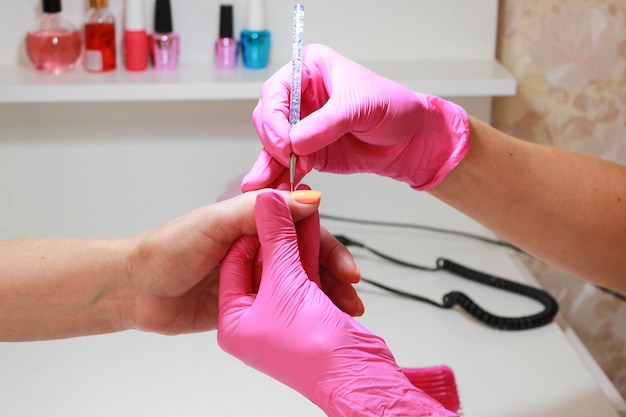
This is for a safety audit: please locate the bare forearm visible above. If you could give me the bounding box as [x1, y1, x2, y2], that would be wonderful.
[430, 117, 626, 292]
[0, 237, 135, 341]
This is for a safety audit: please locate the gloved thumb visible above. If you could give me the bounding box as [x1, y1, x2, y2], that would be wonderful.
[291, 95, 350, 157]
[254, 190, 307, 296]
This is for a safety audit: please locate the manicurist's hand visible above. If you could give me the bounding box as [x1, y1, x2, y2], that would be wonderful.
[218, 190, 456, 417]
[243, 43, 469, 192]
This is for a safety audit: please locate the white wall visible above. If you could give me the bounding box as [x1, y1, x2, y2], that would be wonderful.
[0, 1, 501, 239]
[5, 0, 498, 66]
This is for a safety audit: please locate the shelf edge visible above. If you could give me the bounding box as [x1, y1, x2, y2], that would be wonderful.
[0, 59, 517, 103]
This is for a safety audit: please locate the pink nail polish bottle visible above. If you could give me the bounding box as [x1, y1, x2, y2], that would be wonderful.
[214, 4, 238, 70]
[150, 0, 179, 71]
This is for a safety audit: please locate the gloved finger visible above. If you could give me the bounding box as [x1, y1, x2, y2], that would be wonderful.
[292, 184, 321, 287]
[252, 54, 318, 175]
[253, 62, 293, 166]
[288, 47, 355, 161]
[217, 234, 261, 356]
[241, 150, 285, 192]
[272, 182, 324, 290]
[218, 234, 260, 312]
[241, 150, 308, 192]
[253, 106, 292, 168]
[254, 190, 308, 298]
[290, 92, 353, 156]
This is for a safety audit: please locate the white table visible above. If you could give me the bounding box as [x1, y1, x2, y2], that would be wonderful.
[0, 173, 620, 417]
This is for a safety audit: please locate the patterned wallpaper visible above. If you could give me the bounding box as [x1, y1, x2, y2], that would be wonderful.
[492, 0, 626, 399]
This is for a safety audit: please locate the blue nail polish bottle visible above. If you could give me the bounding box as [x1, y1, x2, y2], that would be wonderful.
[240, 0, 271, 69]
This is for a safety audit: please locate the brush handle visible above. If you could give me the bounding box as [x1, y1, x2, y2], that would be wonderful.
[402, 366, 460, 413]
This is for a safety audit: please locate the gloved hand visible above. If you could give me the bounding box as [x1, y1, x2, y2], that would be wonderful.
[242, 43, 469, 192]
[218, 190, 457, 417]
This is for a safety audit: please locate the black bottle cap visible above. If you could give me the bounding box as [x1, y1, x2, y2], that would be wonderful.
[154, 0, 173, 33]
[219, 5, 234, 39]
[42, 0, 62, 13]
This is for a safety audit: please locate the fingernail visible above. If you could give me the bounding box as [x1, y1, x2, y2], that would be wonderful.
[291, 190, 321, 204]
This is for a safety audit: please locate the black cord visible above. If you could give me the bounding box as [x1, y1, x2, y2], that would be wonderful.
[324, 213, 626, 304]
[334, 234, 438, 272]
[335, 234, 559, 331]
[321, 213, 522, 252]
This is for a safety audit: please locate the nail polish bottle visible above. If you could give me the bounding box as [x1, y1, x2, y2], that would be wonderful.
[84, 0, 117, 72]
[26, 0, 82, 74]
[124, 0, 148, 71]
[240, 0, 271, 69]
[150, 0, 179, 71]
[214, 4, 237, 70]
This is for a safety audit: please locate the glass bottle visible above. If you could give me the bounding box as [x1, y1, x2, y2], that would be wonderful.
[123, 0, 148, 71]
[26, 0, 82, 74]
[84, 0, 116, 72]
[150, 0, 179, 71]
[215, 4, 238, 70]
[241, 0, 271, 69]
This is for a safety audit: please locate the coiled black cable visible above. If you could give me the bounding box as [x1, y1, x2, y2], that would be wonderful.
[335, 234, 559, 331]
[438, 259, 559, 330]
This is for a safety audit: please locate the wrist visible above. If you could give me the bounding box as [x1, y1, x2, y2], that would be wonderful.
[111, 234, 146, 330]
[107, 236, 141, 332]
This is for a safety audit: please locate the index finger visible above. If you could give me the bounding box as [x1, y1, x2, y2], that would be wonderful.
[254, 62, 293, 167]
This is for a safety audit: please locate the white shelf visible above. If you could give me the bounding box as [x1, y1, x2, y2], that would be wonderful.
[0, 58, 516, 103]
[364, 58, 517, 98]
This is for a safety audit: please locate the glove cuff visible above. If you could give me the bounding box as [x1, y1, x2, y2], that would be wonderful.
[313, 357, 457, 417]
[408, 95, 470, 191]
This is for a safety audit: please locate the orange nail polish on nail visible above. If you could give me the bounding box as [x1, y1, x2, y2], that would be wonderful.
[291, 190, 321, 204]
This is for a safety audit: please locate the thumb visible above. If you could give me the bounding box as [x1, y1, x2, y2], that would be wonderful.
[254, 190, 306, 295]
[292, 186, 321, 287]
[291, 95, 350, 157]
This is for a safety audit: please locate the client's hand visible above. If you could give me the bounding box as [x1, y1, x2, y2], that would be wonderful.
[218, 190, 456, 417]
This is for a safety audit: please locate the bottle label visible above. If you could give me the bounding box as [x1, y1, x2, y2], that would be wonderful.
[85, 49, 104, 71]
[84, 22, 116, 72]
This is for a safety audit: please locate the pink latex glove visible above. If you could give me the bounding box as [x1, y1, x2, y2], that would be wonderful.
[242, 43, 469, 192]
[218, 190, 457, 417]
